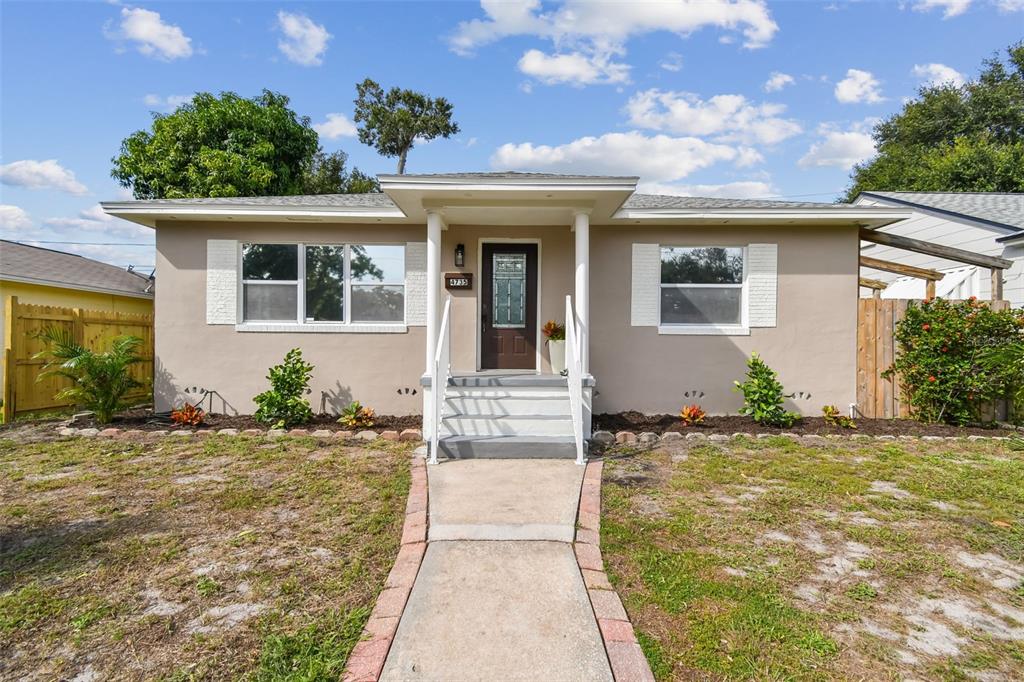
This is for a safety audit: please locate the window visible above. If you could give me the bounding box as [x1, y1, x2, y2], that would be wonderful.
[660, 246, 744, 327]
[241, 243, 405, 325]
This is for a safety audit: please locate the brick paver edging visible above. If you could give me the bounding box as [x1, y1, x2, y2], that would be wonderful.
[592, 430, 1012, 446]
[341, 453, 428, 682]
[574, 460, 656, 682]
[54, 426, 423, 442]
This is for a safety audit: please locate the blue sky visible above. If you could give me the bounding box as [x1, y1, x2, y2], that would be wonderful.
[1, 0, 1021, 270]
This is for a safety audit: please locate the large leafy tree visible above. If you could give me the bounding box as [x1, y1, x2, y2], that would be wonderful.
[844, 43, 1024, 201]
[353, 79, 460, 174]
[113, 90, 377, 198]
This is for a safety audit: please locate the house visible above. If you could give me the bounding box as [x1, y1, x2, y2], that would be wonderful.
[853, 192, 1024, 305]
[0, 240, 154, 389]
[102, 172, 908, 458]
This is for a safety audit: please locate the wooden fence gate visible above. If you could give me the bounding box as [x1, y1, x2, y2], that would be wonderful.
[856, 298, 1009, 419]
[2, 296, 154, 421]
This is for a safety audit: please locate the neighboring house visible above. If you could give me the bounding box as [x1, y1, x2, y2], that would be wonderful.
[853, 192, 1024, 305]
[103, 172, 907, 457]
[0, 240, 154, 388]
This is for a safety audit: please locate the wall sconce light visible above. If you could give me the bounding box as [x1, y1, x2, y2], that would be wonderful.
[455, 243, 465, 268]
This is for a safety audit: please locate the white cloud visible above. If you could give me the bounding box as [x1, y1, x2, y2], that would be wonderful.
[625, 89, 802, 145]
[44, 204, 149, 239]
[912, 62, 966, 87]
[0, 205, 32, 232]
[110, 7, 193, 60]
[637, 180, 777, 199]
[313, 113, 358, 139]
[659, 52, 683, 72]
[799, 124, 876, 169]
[0, 159, 88, 195]
[449, 0, 777, 87]
[143, 93, 192, 110]
[517, 49, 629, 85]
[491, 131, 748, 182]
[276, 11, 331, 66]
[834, 69, 884, 104]
[763, 71, 795, 92]
[912, 0, 972, 17]
[996, 0, 1024, 10]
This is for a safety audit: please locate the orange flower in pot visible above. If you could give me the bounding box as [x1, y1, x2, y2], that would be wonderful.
[542, 320, 567, 375]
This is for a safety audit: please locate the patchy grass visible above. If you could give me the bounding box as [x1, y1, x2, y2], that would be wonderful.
[600, 436, 1024, 681]
[0, 434, 412, 680]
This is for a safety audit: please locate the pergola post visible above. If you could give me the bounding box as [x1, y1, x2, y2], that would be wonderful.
[992, 268, 1004, 301]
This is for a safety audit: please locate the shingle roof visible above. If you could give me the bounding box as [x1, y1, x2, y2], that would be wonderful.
[0, 240, 154, 297]
[124, 193, 397, 208]
[622, 194, 851, 210]
[861, 192, 1024, 231]
[389, 171, 637, 180]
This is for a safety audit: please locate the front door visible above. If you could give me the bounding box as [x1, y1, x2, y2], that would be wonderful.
[481, 243, 538, 370]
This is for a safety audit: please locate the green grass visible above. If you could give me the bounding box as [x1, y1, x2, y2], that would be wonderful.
[251, 607, 370, 681]
[600, 437, 1024, 680]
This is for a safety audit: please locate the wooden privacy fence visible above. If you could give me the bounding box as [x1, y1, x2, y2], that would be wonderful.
[2, 296, 154, 421]
[856, 298, 1009, 419]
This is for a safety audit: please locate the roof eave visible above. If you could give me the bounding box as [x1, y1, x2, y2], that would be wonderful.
[101, 202, 408, 227]
[378, 175, 640, 192]
[612, 207, 911, 227]
[857, 192, 1019, 233]
[0, 273, 154, 299]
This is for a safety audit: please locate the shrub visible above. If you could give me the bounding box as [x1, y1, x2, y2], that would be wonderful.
[33, 328, 145, 424]
[338, 401, 374, 429]
[171, 402, 205, 427]
[822, 405, 856, 429]
[542, 320, 565, 341]
[885, 298, 1024, 425]
[679, 404, 706, 426]
[253, 348, 314, 428]
[734, 353, 798, 427]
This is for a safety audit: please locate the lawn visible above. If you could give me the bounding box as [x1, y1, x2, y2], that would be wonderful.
[0, 432, 412, 680]
[600, 436, 1024, 681]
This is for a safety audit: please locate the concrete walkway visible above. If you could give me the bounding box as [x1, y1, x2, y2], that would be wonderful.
[379, 459, 614, 681]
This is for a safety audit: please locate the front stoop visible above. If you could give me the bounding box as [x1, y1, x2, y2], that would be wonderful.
[575, 461, 656, 682]
[342, 453, 428, 682]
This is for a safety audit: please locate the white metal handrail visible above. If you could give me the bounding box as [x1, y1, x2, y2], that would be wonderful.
[564, 295, 585, 465]
[429, 295, 452, 464]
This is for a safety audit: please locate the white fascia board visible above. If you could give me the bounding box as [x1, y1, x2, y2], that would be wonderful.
[101, 203, 408, 226]
[1, 274, 153, 299]
[612, 208, 912, 225]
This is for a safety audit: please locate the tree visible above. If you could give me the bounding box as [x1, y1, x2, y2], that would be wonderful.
[844, 43, 1024, 201]
[113, 90, 378, 198]
[301, 150, 381, 194]
[353, 79, 460, 174]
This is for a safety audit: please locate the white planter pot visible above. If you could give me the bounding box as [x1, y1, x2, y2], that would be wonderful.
[548, 339, 566, 375]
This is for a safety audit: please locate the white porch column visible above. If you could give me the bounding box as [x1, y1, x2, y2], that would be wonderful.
[425, 210, 443, 374]
[573, 210, 590, 374]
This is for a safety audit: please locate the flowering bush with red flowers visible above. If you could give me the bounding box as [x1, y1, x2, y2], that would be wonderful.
[884, 298, 1024, 425]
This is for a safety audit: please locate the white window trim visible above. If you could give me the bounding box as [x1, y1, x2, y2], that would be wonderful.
[657, 245, 750, 336]
[237, 242, 408, 332]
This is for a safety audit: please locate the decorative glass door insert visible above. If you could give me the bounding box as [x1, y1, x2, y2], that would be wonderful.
[492, 253, 527, 328]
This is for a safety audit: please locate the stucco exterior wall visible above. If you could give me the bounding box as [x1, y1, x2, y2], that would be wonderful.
[589, 224, 860, 416]
[153, 221, 427, 415]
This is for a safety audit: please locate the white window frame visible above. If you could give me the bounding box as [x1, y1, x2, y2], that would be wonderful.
[237, 242, 407, 333]
[657, 245, 750, 336]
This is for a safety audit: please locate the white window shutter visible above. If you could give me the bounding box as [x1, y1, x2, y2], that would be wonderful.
[206, 239, 238, 325]
[631, 243, 660, 326]
[748, 243, 778, 328]
[405, 242, 428, 326]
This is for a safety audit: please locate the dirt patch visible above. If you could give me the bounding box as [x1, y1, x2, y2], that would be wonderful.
[64, 408, 422, 433]
[593, 411, 1009, 436]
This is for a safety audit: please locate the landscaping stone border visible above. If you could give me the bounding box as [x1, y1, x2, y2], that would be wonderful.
[589, 430, 1010, 447]
[54, 425, 423, 442]
[574, 460, 656, 682]
[342, 451, 428, 682]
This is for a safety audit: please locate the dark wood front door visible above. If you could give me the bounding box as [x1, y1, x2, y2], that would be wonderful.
[481, 243, 538, 370]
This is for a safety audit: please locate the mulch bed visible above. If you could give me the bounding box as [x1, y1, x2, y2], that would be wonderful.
[593, 411, 1015, 437]
[69, 408, 422, 433]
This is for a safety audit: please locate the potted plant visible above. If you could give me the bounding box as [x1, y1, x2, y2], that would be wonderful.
[542, 320, 567, 375]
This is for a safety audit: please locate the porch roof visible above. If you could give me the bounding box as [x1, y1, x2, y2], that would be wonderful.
[101, 172, 910, 229]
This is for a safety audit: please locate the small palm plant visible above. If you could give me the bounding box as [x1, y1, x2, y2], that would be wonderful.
[33, 327, 145, 424]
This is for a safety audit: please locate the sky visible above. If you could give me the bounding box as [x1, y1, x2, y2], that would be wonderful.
[1, 0, 1021, 272]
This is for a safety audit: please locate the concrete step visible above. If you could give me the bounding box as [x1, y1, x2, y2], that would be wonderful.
[440, 414, 574, 437]
[436, 435, 580, 459]
[444, 386, 569, 399]
[445, 394, 570, 417]
[448, 374, 569, 388]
